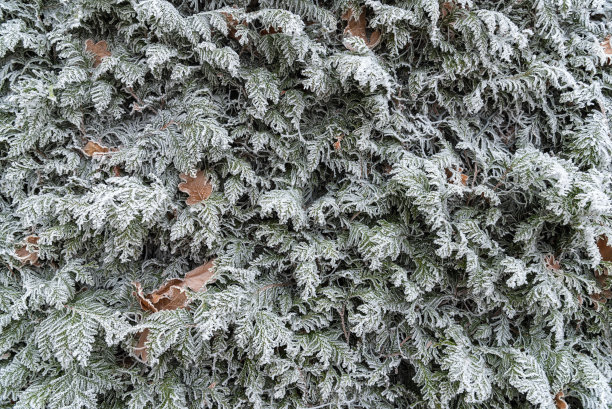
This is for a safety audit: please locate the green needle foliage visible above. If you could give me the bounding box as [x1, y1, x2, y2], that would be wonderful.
[1, 0, 611, 408]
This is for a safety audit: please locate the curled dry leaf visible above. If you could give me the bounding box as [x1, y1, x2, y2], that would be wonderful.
[83, 140, 110, 157]
[341, 7, 381, 50]
[445, 167, 468, 186]
[178, 170, 213, 205]
[85, 39, 111, 67]
[15, 235, 40, 266]
[132, 260, 215, 361]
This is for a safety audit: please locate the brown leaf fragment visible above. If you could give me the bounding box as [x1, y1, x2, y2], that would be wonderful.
[16, 236, 40, 266]
[333, 135, 343, 151]
[178, 170, 213, 205]
[440, 1, 455, 19]
[221, 12, 243, 41]
[184, 259, 216, 292]
[85, 39, 111, 67]
[597, 235, 612, 262]
[83, 140, 110, 157]
[134, 329, 149, 362]
[445, 167, 468, 185]
[341, 7, 381, 50]
[554, 391, 568, 409]
[260, 26, 281, 35]
[601, 36, 612, 63]
[133, 282, 158, 312]
[544, 254, 561, 271]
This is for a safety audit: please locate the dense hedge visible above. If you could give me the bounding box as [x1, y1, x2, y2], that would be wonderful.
[1, 1, 611, 408]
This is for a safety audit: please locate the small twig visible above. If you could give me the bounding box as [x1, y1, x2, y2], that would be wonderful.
[384, 334, 411, 358]
[350, 211, 361, 221]
[126, 86, 158, 114]
[339, 304, 350, 344]
[493, 166, 512, 191]
[257, 281, 292, 293]
[78, 119, 87, 142]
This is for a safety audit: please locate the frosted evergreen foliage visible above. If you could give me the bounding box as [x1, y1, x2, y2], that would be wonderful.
[0, 0, 611, 408]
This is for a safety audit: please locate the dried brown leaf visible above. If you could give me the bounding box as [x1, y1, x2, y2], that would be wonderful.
[85, 39, 111, 67]
[221, 12, 242, 41]
[178, 170, 213, 205]
[83, 140, 110, 157]
[554, 391, 568, 409]
[333, 135, 343, 151]
[602, 36, 612, 55]
[134, 329, 149, 362]
[260, 26, 281, 35]
[132, 260, 216, 360]
[341, 7, 381, 50]
[597, 235, 612, 262]
[544, 254, 561, 271]
[445, 167, 468, 186]
[16, 235, 40, 266]
[184, 259, 216, 292]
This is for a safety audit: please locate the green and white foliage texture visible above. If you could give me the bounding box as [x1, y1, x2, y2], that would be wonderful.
[1, 0, 611, 408]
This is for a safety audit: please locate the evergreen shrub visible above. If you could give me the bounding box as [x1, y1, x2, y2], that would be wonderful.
[1, 0, 612, 408]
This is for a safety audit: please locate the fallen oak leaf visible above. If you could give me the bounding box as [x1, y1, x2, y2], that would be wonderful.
[178, 170, 213, 205]
[85, 39, 111, 67]
[15, 235, 40, 266]
[341, 7, 381, 50]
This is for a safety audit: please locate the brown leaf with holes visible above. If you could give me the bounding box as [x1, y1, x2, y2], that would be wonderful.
[554, 391, 568, 409]
[178, 170, 213, 205]
[132, 260, 216, 361]
[445, 167, 468, 185]
[15, 236, 40, 266]
[83, 141, 110, 157]
[341, 7, 381, 50]
[85, 39, 111, 67]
